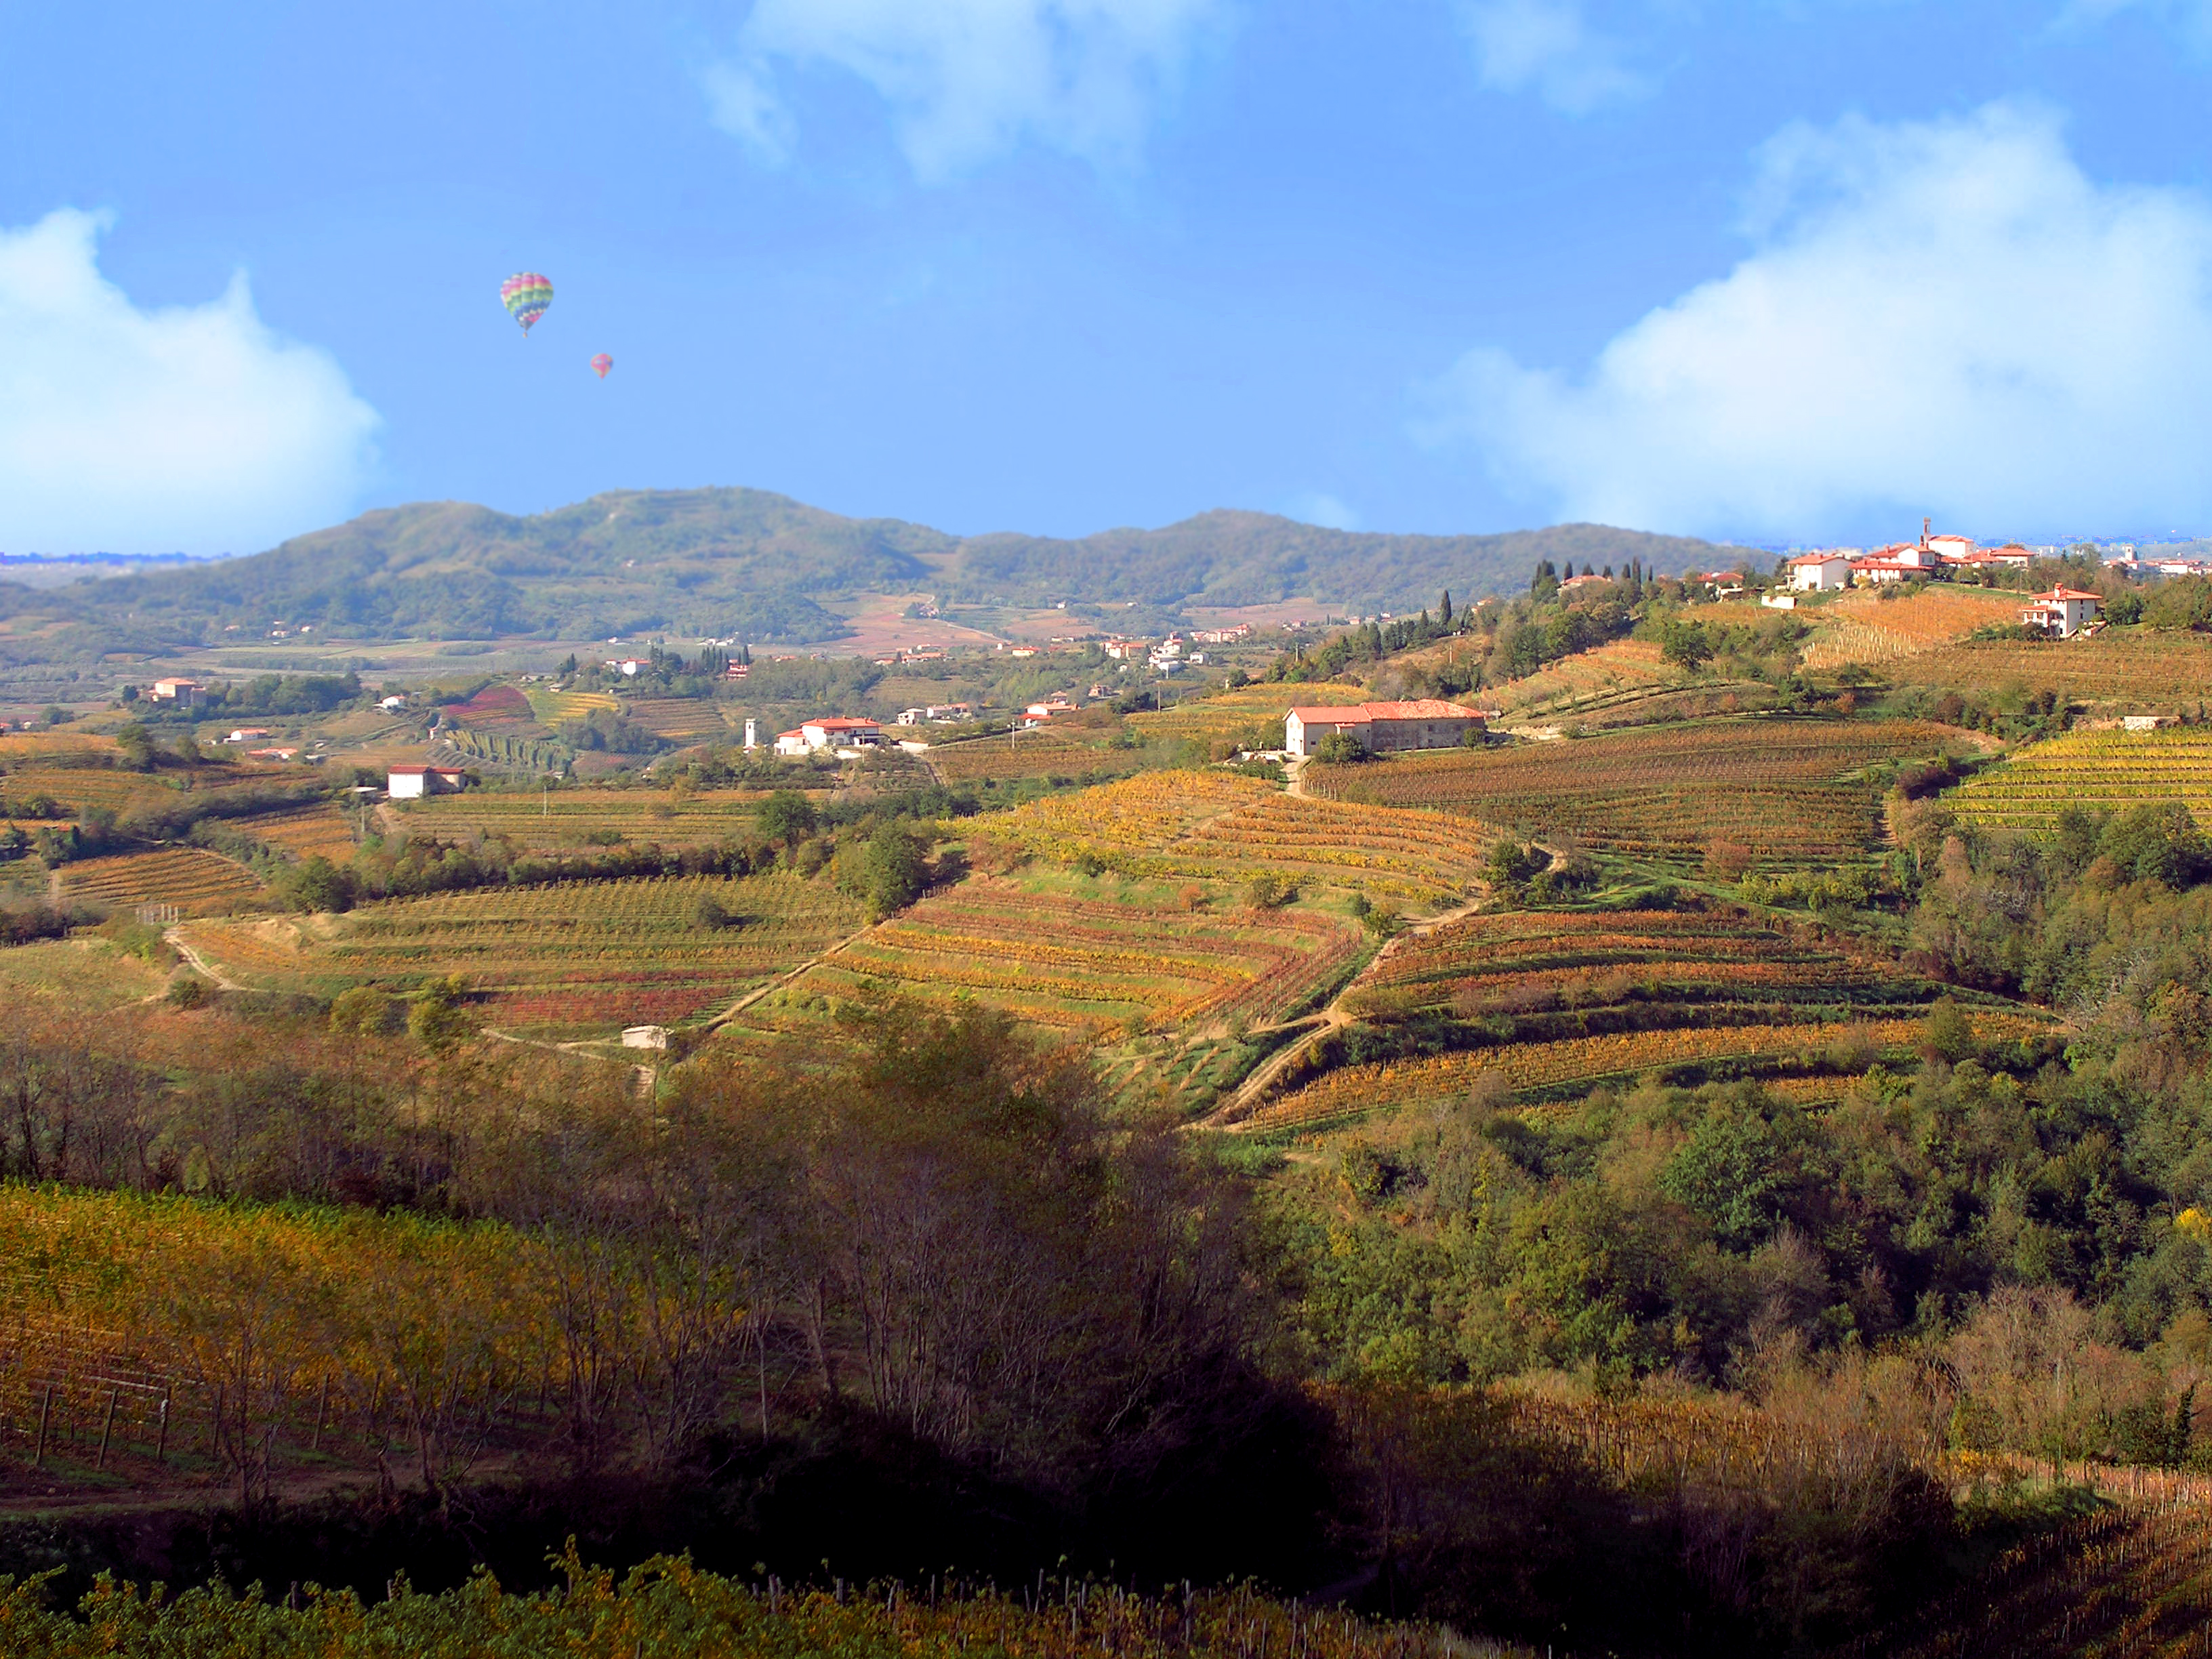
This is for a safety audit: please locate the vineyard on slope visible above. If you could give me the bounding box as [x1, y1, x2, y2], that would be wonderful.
[1344, 906, 1910, 1021]
[925, 726, 1141, 785]
[1885, 632, 2212, 709]
[717, 875, 1367, 1109]
[1123, 680, 1366, 749]
[396, 786, 771, 851]
[621, 696, 731, 741]
[237, 802, 362, 861]
[526, 685, 621, 723]
[1243, 1009, 2049, 1134]
[1944, 728, 2212, 833]
[1799, 587, 2026, 670]
[1308, 717, 1957, 870]
[1378, 635, 1775, 734]
[179, 871, 865, 1036]
[0, 1185, 676, 1508]
[986, 769, 1487, 908]
[56, 846, 264, 912]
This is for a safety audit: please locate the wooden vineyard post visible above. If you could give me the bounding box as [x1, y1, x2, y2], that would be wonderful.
[156, 1388, 170, 1465]
[32, 1385, 51, 1471]
[96, 1387, 118, 1470]
[312, 1374, 329, 1452]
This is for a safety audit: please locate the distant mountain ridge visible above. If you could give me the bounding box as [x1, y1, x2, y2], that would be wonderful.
[0, 487, 1748, 651]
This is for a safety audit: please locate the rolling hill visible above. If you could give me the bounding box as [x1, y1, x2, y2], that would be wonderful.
[0, 486, 1748, 654]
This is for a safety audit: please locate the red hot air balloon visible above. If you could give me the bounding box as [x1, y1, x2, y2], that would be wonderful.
[590, 353, 613, 379]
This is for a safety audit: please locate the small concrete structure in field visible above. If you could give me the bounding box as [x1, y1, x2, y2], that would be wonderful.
[387, 764, 470, 800]
[1284, 699, 1483, 758]
[621, 1025, 670, 1050]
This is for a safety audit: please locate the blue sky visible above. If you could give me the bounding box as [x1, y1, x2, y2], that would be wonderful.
[4, 0, 2212, 555]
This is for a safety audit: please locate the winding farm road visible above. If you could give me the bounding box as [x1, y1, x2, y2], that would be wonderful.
[1197, 892, 1488, 1132]
[162, 927, 240, 991]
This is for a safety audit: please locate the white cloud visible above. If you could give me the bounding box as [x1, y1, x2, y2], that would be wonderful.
[705, 0, 1228, 180]
[1457, 0, 1649, 114]
[0, 209, 377, 556]
[1420, 102, 2212, 539]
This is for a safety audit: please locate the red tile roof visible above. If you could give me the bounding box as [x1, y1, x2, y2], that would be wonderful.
[1289, 700, 1481, 722]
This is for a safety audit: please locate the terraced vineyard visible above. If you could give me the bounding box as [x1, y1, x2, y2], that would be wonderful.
[392, 785, 772, 849]
[1244, 1008, 2047, 1135]
[1798, 587, 2024, 670]
[56, 846, 264, 912]
[238, 802, 362, 861]
[718, 874, 1368, 1108]
[756, 880, 1359, 1038]
[1310, 717, 1958, 869]
[0, 762, 298, 820]
[926, 727, 1138, 784]
[1343, 907, 1908, 1021]
[988, 769, 1488, 907]
[621, 696, 731, 741]
[1885, 631, 2212, 709]
[1483, 639, 1723, 726]
[0, 733, 117, 764]
[0, 766, 184, 815]
[1945, 728, 2212, 832]
[179, 871, 863, 1036]
[525, 685, 620, 723]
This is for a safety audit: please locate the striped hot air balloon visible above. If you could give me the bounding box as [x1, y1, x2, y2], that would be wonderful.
[499, 272, 554, 335]
[590, 353, 613, 379]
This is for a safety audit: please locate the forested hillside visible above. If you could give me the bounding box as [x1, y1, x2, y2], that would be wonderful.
[0, 487, 1749, 653]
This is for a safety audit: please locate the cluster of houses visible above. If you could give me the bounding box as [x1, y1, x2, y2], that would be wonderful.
[1102, 634, 1205, 672]
[1783, 523, 2043, 592]
[1784, 523, 2108, 638]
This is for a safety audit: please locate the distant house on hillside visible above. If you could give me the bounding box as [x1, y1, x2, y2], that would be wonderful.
[1285, 699, 1483, 758]
[1851, 543, 1944, 584]
[148, 678, 205, 706]
[388, 764, 470, 799]
[2020, 588, 2103, 638]
[773, 716, 885, 758]
[1788, 552, 1854, 592]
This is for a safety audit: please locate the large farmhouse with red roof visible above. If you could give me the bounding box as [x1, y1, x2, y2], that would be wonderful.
[1284, 699, 1483, 758]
